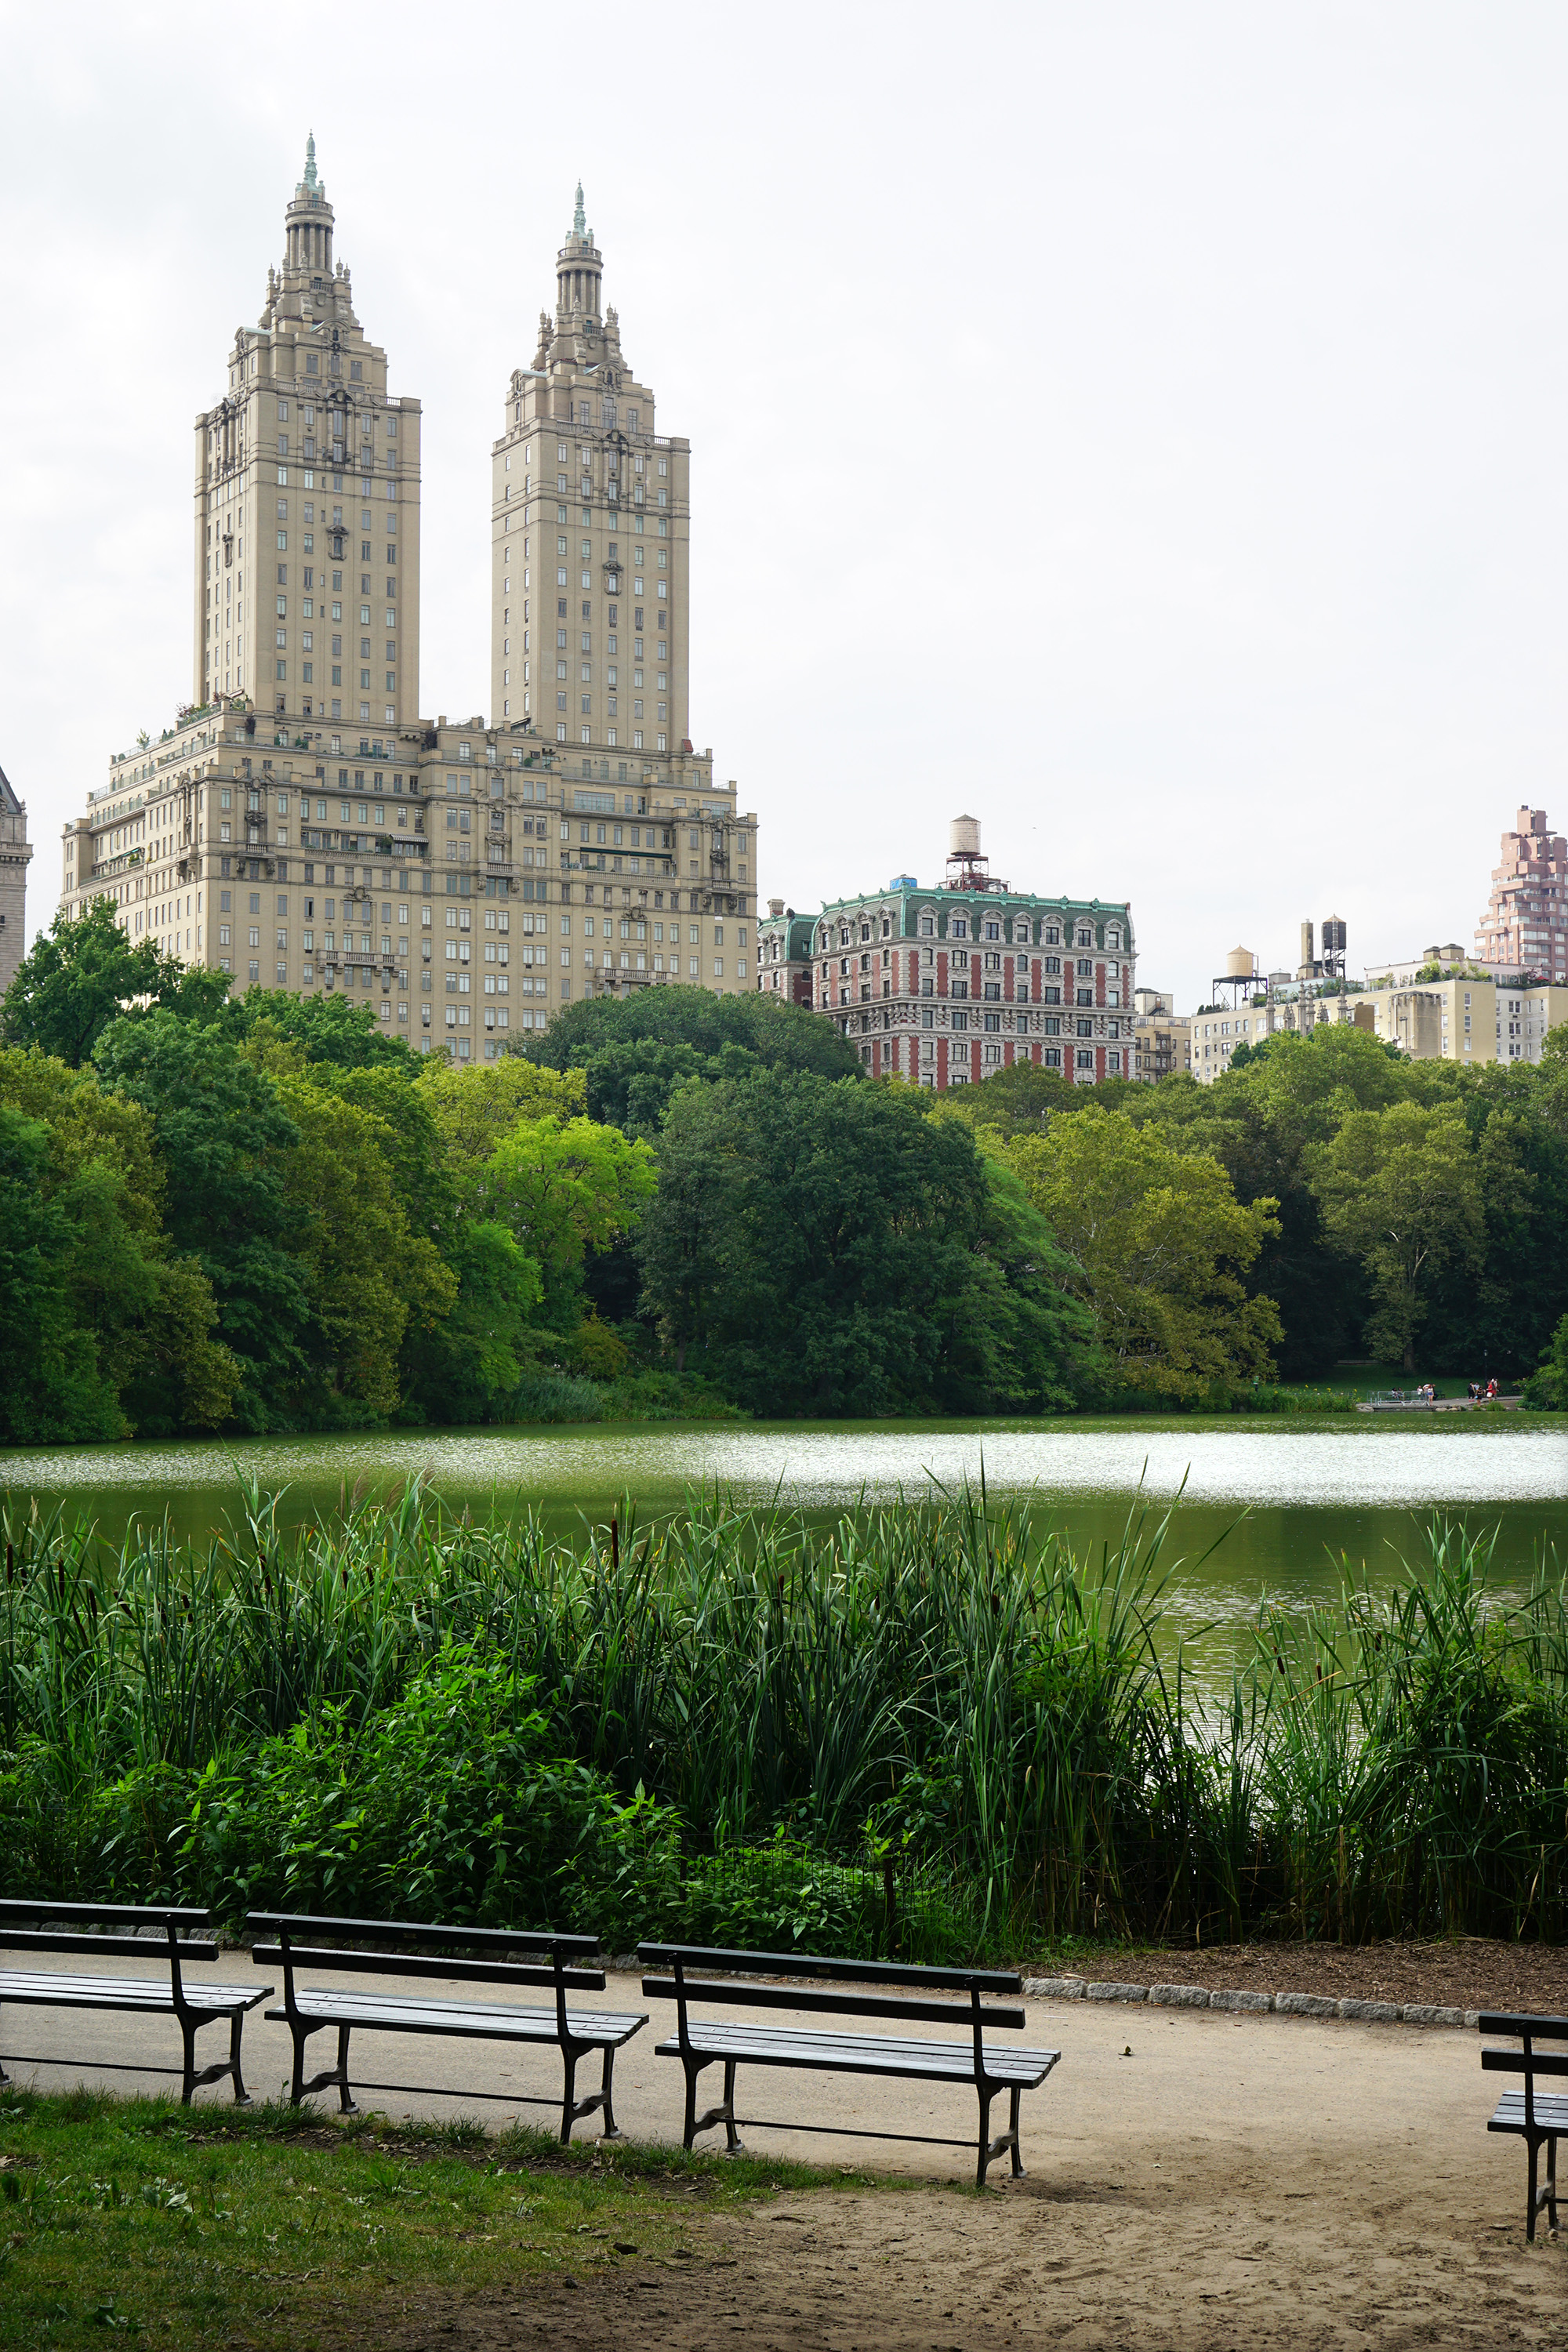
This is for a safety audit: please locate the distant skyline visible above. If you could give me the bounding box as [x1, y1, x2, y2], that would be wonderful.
[4, 2, 1568, 1012]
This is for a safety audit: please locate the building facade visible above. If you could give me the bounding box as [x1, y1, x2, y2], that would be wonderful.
[1475, 807, 1568, 982]
[1129, 989, 1191, 1081]
[194, 137, 423, 730]
[1188, 973, 1568, 1080]
[757, 821, 1135, 1087]
[759, 900, 816, 1007]
[0, 764, 31, 996]
[60, 154, 758, 1053]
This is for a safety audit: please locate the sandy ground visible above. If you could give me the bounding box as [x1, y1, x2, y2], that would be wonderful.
[4, 1958, 1563, 2347]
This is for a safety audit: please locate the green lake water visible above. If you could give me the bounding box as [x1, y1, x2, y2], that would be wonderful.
[3, 1416, 1565, 1675]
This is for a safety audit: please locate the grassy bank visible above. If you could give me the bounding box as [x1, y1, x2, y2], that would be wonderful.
[0, 2088, 864, 2350]
[2, 1483, 1565, 1950]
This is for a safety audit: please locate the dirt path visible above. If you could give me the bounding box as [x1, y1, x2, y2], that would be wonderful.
[351, 1997, 1561, 2350]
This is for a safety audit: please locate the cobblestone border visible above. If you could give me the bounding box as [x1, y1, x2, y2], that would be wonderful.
[1023, 1975, 1476, 2029]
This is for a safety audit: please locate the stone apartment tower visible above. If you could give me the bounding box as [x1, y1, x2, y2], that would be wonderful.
[489, 186, 691, 760]
[0, 764, 31, 994]
[192, 136, 423, 731]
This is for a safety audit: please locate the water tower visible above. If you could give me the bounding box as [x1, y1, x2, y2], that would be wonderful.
[1211, 946, 1260, 1010]
[1320, 914, 1347, 981]
[944, 815, 1007, 893]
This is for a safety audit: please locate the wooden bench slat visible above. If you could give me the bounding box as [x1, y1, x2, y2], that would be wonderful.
[249, 1912, 598, 1956]
[641, 1976, 1025, 2031]
[264, 1992, 644, 2049]
[1476, 2011, 1568, 2038]
[251, 1944, 604, 1993]
[655, 2027, 1058, 2088]
[637, 1941, 1022, 1994]
[1482, 2048, 1568, 2078]
[0, 1931, 220, 1962]
[1488, 2091, 1568, 2135]
[0, 1972, 269, 2014]
[0, 1900, 209, 1928]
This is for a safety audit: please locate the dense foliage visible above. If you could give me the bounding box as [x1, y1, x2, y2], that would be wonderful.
[949, 1022, 1568, 1385]
[6, 907, 1566, 1431]
[3, 1486, 1564, 1955]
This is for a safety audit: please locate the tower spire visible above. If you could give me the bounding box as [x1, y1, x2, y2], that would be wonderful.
[572, 181, 586, 237]
[303, 132, 318, 191]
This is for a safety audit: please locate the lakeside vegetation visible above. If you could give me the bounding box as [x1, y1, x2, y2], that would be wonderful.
[3, 1483, 1564, 1952]
[3, 902, 1567, 1442]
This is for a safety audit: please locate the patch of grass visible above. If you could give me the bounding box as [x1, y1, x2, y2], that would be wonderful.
[0, 2088, 888, 2350]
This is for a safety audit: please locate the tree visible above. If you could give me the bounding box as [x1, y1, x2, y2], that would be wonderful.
[514, 985, 862, 1133]
[270, 1073, 457, 1421]
[416, 1057, 586, 1168]
[1523, 1312, 1568, 1409]
[637, 1072, 1092, 1414]
[92, 1012, 312, 1428]
[1004, 1105, 1283, 1400]
[0, 1054, 238, 1438]
[473, 1115, 656, 1335]
[0, 1106, 125, 1442]
[1309, 1102, 1485, 1370]
[0, 900, 186, 1067]
[400, 1221, 545, 1425]
[223, 988, 417, 1069]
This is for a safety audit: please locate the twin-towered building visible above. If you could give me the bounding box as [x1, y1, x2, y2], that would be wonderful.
[58, 147, 757, 1058]
[759, 818, 1136, 1087]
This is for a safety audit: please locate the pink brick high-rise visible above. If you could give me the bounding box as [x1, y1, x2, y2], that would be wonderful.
[1475, 808, 1568, 981]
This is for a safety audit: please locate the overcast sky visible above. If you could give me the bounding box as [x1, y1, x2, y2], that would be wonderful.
[4, 2, 1566, 1010]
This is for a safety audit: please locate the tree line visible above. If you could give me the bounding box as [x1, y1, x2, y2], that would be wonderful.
[2, 899, 1565, 1442]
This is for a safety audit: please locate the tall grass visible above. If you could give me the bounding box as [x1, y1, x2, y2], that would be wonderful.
[1, 1481, 1564, 1948]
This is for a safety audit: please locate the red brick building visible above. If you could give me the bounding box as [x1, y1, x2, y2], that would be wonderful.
[757, 818, 1135, 1089]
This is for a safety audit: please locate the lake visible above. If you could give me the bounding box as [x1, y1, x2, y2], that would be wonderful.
[3, 1416, 1564, 1671]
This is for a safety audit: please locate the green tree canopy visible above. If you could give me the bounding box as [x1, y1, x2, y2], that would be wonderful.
[0, 1049, 237, 1438]
[92, 1011, 312, 1428]
[0, 900, 188, 1067]
[1004, 1105, 1283, 1400]
[637, 1072, 1091, 1414]
[1309, 1100, 1486, 1370]
[515, 985, 862, 1133]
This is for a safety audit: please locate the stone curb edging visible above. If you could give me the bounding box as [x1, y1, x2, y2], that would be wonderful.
[1022, 1976, 1477, 2031]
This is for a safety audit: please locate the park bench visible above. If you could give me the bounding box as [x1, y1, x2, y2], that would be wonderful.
[248, 1912, 646, 2140]
[639, 1941, 1060, 2186]
[0, 1899, 270, 2105]
[1479, 2009, 1567, 2241]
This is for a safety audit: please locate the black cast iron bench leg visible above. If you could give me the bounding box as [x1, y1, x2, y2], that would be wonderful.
[229, 2011, 252, 2107]
[599, 2044, 622, 2140]
[681, 2053, 744, 2153]
[975, 2081, 1026, 2187]
[289, 2020, 357, 2114]
[1526, 2132, 1558, 2242]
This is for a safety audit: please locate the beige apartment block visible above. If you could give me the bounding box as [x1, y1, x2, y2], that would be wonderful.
[0, 764, 31, 996]
[1187, 974, 1568, 1080]
[489, 187, 691, 763]
[194, 137, 422, 731]
[1128, 989, 1191, 1081]
[60, 156, 759, 1055]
